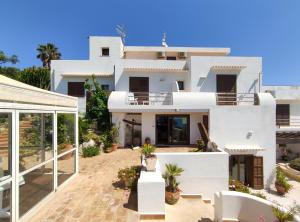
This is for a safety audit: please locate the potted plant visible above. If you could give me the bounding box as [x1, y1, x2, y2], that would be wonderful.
[272, 206, 295, 222]
[100, 132, 113, 153]
[117, 165, 142, 190]
[275, 167, 292, 195]
[110, 125, 120, 151]
[141, 144, 156, 171]
[163, 164, 184, 205]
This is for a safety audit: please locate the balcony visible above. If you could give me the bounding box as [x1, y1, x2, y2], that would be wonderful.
[216, 93, 259, 105]
[276, 118, 300, 129]
[127, 92, 173, 106]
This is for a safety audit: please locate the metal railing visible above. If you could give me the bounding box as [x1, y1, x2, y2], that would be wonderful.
[276, 118, 300, 128]
[127, 92, 173, 105]
[216, 93, 259, 105]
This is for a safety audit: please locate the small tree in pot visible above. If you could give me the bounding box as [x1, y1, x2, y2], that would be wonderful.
[275, 167, 292, 195]
[110, 125, 120, 151]
[141, 144, 156, 171]
[163, 164, 184, 205]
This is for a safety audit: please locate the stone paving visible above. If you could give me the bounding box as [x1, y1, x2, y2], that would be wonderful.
[30, 148, 141, 222]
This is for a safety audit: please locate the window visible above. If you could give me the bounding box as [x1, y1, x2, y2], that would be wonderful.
[166, 56, 176, 60]
[101, 84, 110, 91]
[102, 47, 110, 56]
[177, 81, 184, 90]
[68, 82, 85, 97]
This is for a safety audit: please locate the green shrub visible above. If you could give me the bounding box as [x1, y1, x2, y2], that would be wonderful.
[276, 167, 292, 193]
[141, 144, 156, 157]
[82, 131, 100, 145]
[100, 131, 113, 152]
[290, 158, 300, 171]
[229, 179, 250, 194]
[82, 146, 100, 158]
[272, 206, 295, 222]
[117, 166, 142, 190]
[251, 192, 267, 200]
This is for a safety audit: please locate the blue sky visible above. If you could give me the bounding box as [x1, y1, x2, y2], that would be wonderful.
[1, 0, 300, 85]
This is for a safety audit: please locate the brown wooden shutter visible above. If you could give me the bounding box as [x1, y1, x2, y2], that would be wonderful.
[252, 156, 264, 189]
[68, 82, 85, 97]
[276, 104, 290, 126]
[216, 75, 237, 105]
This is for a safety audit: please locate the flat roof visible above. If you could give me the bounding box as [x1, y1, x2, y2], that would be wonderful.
[124, 46, 230, 55]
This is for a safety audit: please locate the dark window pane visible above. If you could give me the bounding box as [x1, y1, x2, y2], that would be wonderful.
[166, 56, 176, 60]
[19, 162, 54, 217]
[19, 113, 53, 172]
[102, 48, 109, 56]
[0, 113, 12, 178]
[101, 84, 109, 91]
[57, 151, 75, 186]
[68, 82, 85, 97]
[177, 81, 184, 90]
[57, 113, 75, 155]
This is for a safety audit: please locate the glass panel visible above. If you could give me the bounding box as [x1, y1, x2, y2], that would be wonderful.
[156, 116, 169, 145]
[172, 117, 188, 144]
[19, 161, 53, 217]
[0, 182, 11, 222]
[230, 156, 239, 181]
[19, 113, 53, 172]
[57, 113, 75, 154]
[0, 113, 11, 179]
[57, 151, 75, 186]
[124, 114, 141, 147]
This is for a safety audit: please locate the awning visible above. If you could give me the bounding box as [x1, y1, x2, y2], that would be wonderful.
[62, 72, 113, 77]
[277, 131, 300, 144]
[224, 145, 265, 154]
[210, 65, 246, 74]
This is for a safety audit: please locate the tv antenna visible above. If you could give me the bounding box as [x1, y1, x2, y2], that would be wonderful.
[116, 25, 126, 44]
[162, 32, 168, 47]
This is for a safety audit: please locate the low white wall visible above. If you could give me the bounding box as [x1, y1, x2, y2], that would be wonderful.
[138, 171, 165, 215]
[156, 151, 229, 201]
[214, 191, 300, 222]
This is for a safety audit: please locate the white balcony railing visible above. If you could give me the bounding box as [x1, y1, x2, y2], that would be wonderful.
[216, 93, 259, 105]
[127, 92, 173, 105]
[276, 118, 300, 128]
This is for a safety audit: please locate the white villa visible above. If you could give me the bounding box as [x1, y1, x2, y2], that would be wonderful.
[51, 36, 279, 191]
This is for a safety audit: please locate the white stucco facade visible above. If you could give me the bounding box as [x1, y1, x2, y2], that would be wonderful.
[52, 36, 278, 190]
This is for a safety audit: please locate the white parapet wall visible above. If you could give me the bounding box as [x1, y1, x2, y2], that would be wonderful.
[138, 171, 165, 216]
[214, 191, 300, 222]
[155, 151, 229, 202]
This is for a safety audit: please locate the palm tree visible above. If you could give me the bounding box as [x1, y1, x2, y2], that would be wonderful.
[163, 164, 184, 192]
[36, 43, 61, 69]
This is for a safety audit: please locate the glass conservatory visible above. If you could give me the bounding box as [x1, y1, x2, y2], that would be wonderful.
[0, 75, 78, 222]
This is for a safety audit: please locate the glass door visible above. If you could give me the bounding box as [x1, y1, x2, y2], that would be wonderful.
[156, 115, 189, 145]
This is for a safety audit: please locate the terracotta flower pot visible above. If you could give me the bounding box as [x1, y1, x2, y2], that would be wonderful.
[275, 181, 286, 195]
[112, 143, 118, 151]
[165, 190, 180, 205]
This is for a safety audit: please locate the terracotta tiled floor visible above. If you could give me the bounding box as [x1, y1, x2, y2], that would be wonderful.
[30, 148, 141, 222]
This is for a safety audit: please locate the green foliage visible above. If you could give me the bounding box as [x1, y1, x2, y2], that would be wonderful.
[163, 164, 184, 193]
[229, 179, 250, 194]
[78, 117, 91, 144]
[100, 131, 112, 152]
[272, 206, 295, 222]
[82, 131, 100, 145]
[37, 43, 61, 69]
[141, 144, 156, 157]
[0, 66, 20, 80]
[57, 114, 75, 145]
[82, 146, 100, 158]
[0, 50, 18, 65]
[251, 192, 267, 199]
[110, 125, 120, 144]
[290, 157, 300, 171]
[117, 166, 142, 189]
[197, 139, 206, 150]
[18, 66, 50, 90]
[276, 167, 292, 192]
[84, 75, 110, 131]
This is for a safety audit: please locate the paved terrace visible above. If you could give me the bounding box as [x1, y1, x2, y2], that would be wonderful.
[30, 148, 213, 222]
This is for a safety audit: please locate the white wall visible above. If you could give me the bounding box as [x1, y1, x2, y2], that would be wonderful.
[209, 102, 276, 188]
[156, 152, 229, 201]
[89, 36, 123, 60]
[214, 191, 300, 222]
[190, 56, 261, 93]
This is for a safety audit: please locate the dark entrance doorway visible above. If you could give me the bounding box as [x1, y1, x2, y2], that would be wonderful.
[216, 75, 237, 105]
[229, 155, 264, 189]
[156, 115, 190, 145]
[129, 77, 149, 104]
